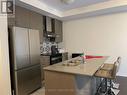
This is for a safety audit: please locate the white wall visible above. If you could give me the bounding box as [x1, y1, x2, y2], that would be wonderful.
[63, 12, 127, 77]
[0, 0, 11, 94]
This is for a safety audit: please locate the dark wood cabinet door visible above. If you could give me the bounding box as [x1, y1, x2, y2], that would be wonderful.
[15, 6, 30, 28]
[29, 11, 43, 43]
[40, 56, 50, 81]
[46, 16, 52, 32]
[29, 11, 43, 29]
[53, 19, 63, 43]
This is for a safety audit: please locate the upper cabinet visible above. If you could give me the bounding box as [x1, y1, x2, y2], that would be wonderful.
[29, 11, 43, 43]
[52, 19, 63, 43]
[8, 6, 63, 43]
[15, 6, 43, 31]
[46, 16, 53, 32]
[43, 16, 53, 32]
[15, 6, 30, 28]
[43, 17, 63, 43]
[8, 6, 44, 44]
[29, 11, 43, 30]
[8, 6, 30, 27]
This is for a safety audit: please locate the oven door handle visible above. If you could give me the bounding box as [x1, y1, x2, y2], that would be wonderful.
[51, 57, 62, 61]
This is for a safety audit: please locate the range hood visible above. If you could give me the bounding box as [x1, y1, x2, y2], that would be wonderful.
[43, 16, 56, 38]
[46, 32, 56, 38]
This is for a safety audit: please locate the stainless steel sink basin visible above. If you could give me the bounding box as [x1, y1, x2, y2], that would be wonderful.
[62, 59, 82, 66]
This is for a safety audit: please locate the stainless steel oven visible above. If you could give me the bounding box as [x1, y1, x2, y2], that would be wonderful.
[50, 53, 62, 65]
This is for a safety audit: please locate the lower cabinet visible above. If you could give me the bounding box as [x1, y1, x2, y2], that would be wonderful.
[40, 53, 68, 81]
[40, 56, 50, 81]
[44, 71, 98, 95]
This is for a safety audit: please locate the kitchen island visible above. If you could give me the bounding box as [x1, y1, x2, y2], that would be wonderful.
[44, 56, 108, 95]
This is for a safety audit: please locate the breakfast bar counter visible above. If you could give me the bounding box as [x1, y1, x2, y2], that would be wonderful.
[44, 57, 108, 95]
[44, 57, 108, 76]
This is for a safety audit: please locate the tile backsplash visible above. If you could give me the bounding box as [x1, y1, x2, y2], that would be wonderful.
[40, 39, 57, 54]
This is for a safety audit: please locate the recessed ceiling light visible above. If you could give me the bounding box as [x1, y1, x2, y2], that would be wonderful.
[61, 0, 75, 4]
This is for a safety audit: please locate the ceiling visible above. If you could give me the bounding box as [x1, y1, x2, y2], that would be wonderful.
[39, 0, 109, 11]
[17, 0, 127, 20]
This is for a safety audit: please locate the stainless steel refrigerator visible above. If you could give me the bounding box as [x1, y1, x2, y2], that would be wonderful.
[9, 27, 41, 95]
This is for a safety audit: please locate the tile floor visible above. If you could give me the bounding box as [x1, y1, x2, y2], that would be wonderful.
[30, 87, 45, 95]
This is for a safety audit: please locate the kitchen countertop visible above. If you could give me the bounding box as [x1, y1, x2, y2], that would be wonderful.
[44, 56, 108, 76]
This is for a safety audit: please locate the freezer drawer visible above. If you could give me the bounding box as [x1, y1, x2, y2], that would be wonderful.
[14, 65, 41, 95]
